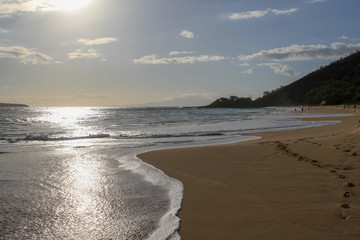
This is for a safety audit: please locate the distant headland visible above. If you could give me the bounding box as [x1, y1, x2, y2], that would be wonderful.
[204, 51, 360, 108]
[0, 103, 29, 108]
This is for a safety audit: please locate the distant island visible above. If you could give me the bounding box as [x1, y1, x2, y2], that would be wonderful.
[0, 103, 29, 108]
[205, 51, 360, 108]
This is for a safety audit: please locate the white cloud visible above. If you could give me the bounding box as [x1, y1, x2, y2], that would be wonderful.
[0, 28, 9, 33]
[306, 0, 326, 3]
[229, 8, 298, 20]
[340, 35, 349, 40]
[239, 62, 251, 67]
[133, 54, 225, 64]
[229, 10, 267, 20]
[169, 51, 193, 56]
[0, 46, 52, 64]
[180, 30, 195, 39]
[69, 38, 116, 60]
[0, 0, 91, 17]
[237, 42, 360, 61]
[77, 37, 118, 46]
[259, 63, 299, 76]
[68, 48, 102, 59]
[0, 0, 51, 17]
[241, 67, 255, 74]
[0, 0, 33, 17]
[271, 8, 298, 15]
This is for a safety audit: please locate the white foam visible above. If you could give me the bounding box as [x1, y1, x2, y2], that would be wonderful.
[115, 152, 183, 240]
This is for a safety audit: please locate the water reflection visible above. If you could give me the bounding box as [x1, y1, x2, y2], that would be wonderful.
[39, 107, 94, 126]
[56, 151, 109, 238]
[50, 148, 170, 239]
[1, 107, 171, 239]
[65, 153, 100, 214]
[35, 107, 98, 137]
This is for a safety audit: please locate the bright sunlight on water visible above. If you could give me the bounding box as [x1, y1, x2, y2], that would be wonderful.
[0, 107, 172, 239]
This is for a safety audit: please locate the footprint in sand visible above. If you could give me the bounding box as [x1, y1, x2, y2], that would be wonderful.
[341, 203, 352, 209]
[340, 209, 351, 220]
[343, 192, 351, 198]
[347, 182, 356, 187]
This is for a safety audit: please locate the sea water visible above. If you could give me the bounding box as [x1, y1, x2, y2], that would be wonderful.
[0, 107, 350, 239]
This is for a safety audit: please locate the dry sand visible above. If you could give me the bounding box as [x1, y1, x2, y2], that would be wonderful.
[138, 106, 360, 239]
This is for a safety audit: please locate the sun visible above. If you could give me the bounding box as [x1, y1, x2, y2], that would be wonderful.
[41, 0, 92, 12]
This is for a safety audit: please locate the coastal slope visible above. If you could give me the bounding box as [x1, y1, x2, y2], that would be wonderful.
[139, 107, 360, 239]
[205, 51, 360, 108]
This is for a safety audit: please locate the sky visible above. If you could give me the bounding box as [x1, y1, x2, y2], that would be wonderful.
[0, 0, 360, 107]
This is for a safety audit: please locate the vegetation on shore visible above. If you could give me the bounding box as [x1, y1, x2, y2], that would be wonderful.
[205, 51, 360, 108]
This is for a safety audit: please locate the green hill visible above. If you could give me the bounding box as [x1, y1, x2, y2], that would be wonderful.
[206, 51, 360, 108]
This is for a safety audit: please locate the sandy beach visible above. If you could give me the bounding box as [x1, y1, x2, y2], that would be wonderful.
[138, 106, 360, 240]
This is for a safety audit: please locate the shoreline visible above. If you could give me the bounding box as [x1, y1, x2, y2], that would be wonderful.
[138, 106, 360, 239]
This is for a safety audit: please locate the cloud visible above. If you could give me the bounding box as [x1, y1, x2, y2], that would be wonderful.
[229, 10, 267, 20]
[169, 51, 194, 56]
[239, 62, 253, 74]
[241, 67, 255, 74]
[0, 0, 90, 17]
[133, 54, 225, 64]
[239, 62, 251, 67]
[0, 0, 32, 17]
[259, 63, 299, 76]
[229, 8, 298, 20]
[69, 37, 116, 60]
[68, 48, 102, 59]
[306, 0, 326, 3]
[0, 28, 9, 33]
[0, 46, 52, 64]
[237, 42, 360, 61]
[271, 8, 298, 15]
[77, 37, 118, 46]
[0, 0, 52, 17]
[180, 30, 195, 39]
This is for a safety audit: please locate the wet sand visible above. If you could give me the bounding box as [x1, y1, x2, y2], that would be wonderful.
[138, 106, 360, 240]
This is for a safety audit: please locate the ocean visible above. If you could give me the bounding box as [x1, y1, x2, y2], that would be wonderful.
[0, 106, 347, 239]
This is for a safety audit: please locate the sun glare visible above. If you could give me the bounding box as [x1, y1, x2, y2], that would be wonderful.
[40, 0, 92, 12]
